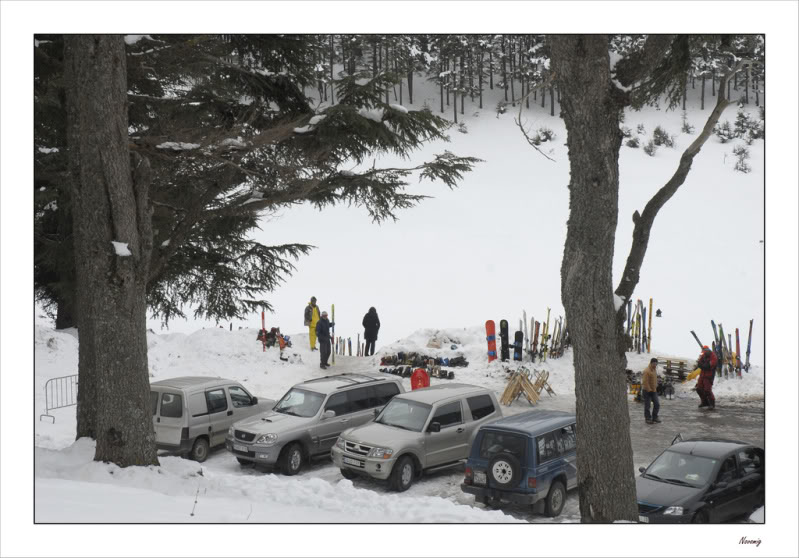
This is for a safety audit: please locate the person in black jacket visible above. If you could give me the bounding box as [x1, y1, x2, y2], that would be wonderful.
[362, 307, 380, 356]
[315, 310, 335, 369]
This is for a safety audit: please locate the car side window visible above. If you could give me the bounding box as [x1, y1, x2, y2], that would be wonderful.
[325, 392, 352, 416]
[536, 431, 559, 463]
[150, 391, 159, 416]
[228, 386, 253, 408]
[432, 401, 462, 428]
[717, 455, 738, 483]
[371, 383, 400, 407]
[160, 393, 183, 418]
[188, 392, 208, 417]
[348, 387, 372, 412]
[557, 424, 577, 453]
[467, 394, 495, 420]
[205, 389, 228, 414]
[738, 449, 762, 475]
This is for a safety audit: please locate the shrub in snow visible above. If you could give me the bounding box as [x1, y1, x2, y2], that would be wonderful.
[626, 136, 640, 148]
[681, 111, 695, 134]
[620, 126, 632, 139]
[643, 139, 658, 157]
[636, 123, 646, 135]
[733, 145, 751, 173]
[495, 100, 508, 116]
[733, 105, 761, 140]
[457, 122, 468, 134]
[714, 120, 735, 143]
[652, 125, 674, 148]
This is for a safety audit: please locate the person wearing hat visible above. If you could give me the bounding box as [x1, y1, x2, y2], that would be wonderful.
[642, 357, 661, 424]
[315, 310, 335, 369]
[696, 345, 718, 409]
[304, 296, 321, 350]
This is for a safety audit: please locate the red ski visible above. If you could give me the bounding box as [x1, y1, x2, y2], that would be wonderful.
[485, 320, 497, 362]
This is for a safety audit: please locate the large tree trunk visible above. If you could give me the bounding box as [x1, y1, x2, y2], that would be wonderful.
[65, 35, 158, 467]
[549, 35, 638, 523]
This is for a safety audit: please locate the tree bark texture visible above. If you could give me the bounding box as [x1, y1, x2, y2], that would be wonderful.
[65, 35, 158, 466]
[549, 35, 638, 523]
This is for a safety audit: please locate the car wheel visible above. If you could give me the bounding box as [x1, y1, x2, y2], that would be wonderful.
[545, 480, 566, 517]
[279, 443, 303, 476]
[190, 437, 209, 463]
[488, 453, 521, 489]
[389, 456, 415, 492]
[692, 510, 709, 523]
[236, 457, 254, 466]
[340, 468, 357, 480]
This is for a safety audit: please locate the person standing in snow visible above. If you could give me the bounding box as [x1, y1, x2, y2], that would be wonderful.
[696, 346, 718, 409]
[642, 358, 661, 425]
[304, 296, 320, 351]
[362, 307, 380, 356]
[315, 310, 335, 369]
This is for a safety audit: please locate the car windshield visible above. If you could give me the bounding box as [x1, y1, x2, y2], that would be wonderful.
[273, 388, 324, 418]
[376, 398, 431, 432]
[644, 450, 718, 487]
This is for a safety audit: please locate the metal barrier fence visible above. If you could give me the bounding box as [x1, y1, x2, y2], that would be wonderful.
[39, 374, 79, 423]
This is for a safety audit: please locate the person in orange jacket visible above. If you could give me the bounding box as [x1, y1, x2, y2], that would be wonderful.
[696, 346, 718, 409]
[642, 357, 661, 424]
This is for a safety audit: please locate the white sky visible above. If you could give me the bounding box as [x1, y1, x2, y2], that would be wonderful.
[3, 1, 798, 557]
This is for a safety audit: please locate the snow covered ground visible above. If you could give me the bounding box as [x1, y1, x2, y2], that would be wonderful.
[34, 321, 764, 525]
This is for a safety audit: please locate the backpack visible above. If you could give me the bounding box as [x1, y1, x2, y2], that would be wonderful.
[304, 305, 312, 323]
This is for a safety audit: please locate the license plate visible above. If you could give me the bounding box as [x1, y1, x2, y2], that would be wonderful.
[343, 456, 362, 467]
[639, 515, 649, 523]
[474, 471, 487, 485]
[233, 444, 248, 453]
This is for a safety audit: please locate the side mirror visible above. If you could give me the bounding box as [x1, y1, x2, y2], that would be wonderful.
[428, 422, 441, 433]
[251, 397, 258, 405]
[322, 410, 336, 420]
[638, 467, 646, 474]
[713, 481, 728, 489]
[373, 408, 380, 417]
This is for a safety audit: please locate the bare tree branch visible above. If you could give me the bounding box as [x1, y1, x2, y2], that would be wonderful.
[514, 75, 558, 162]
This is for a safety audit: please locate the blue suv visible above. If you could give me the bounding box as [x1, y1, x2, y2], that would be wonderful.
[461, 410, 577, 517]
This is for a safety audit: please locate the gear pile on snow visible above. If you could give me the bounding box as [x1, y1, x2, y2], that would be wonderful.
[380, 353, 468, 368]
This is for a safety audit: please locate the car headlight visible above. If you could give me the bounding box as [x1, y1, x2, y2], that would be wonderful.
[255, 433, 278, 446]
[227, 426, 235, 438]
[663, 506, 684, 515]
[335, 437, 346, 450]
[368, 447, 394, 459]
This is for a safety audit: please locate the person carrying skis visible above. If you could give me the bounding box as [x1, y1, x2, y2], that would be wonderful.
[642, 358, 661, 424]
[696, 346, 718, 409]
[315, 310, 335, 369]
[304, 296, 321, 351]
[362, 306, 381, 357]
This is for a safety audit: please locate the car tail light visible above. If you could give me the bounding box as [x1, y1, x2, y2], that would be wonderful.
[464, 466, 473, 485]
[527, 477, 536, 488]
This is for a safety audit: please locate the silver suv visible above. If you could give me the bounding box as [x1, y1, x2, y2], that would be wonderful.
[331, 383, 502, 491]
[226, 374, 404, 475]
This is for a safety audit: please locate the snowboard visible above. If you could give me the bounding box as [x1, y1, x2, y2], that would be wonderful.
[523, 311, 528, 360]
[513, 331, 523, 361]
[499, 319, 510, 362]
[485, 320, 497, 363]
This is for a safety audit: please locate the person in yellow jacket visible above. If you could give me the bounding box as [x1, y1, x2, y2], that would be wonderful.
[304, 296, 321, 350]
[642, 358, 661, 425]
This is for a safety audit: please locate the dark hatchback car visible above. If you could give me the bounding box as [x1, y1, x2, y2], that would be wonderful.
[637, 438, 764, 523]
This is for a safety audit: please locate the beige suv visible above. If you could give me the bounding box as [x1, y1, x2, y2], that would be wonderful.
[331, 383, 502, 491]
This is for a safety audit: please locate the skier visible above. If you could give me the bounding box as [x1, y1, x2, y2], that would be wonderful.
[696, 346, 718, 409]
[362, 306, 381, 357]
[304, 296, 321, 351]
[642, 358, 661, 424]
[315, 310, 335, 369]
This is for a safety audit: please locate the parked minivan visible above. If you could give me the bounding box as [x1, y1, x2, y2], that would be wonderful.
[332, 383, 502, 491]
[150, 376, 273, 462]
[461, 409, 577, 517]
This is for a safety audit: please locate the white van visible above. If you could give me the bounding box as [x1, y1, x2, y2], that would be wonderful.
[150, 376, 273, 462]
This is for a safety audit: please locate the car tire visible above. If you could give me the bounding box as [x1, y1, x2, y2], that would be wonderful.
[190, 437, 209, 463]
[340, 468, 357, 480]
[389, 456, 415, 492]
[236, 457, 253, 466]
[488, 453, 521, 489]
[279, 443, 304, 476]
[692, 510, 709, 523]
[545, 480, 566, 517]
